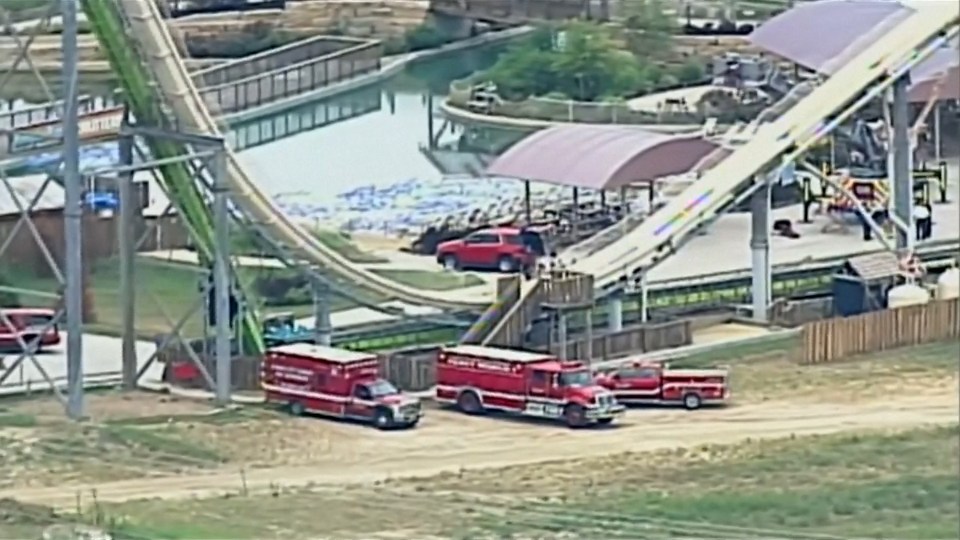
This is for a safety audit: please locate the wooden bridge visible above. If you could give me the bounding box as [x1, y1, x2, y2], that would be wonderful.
[430, 0, 605, 25]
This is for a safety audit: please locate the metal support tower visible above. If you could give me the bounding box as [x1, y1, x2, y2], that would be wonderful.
[211, 146, 232, 405]
[892, 75, 914, 252]
[750, 181, 771, 322]
[0, 0, 96, 415]
[607, 294, 623, 332]
[62, 0, 84, 419]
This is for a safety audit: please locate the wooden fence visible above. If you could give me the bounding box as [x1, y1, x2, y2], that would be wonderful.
[548, 319, 692, 362]
[799, 299, 960, 364]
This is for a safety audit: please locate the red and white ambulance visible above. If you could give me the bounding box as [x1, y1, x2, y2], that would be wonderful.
[436, 345, 624, 428]
[261, 343, 423, 429]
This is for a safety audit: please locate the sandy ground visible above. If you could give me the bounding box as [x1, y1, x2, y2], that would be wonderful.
[2, 387, 955, 510]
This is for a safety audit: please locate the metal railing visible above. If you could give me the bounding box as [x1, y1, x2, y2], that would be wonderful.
[197, 39, 382, 116]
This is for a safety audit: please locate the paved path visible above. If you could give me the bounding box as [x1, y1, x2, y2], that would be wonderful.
[0, 334, 161, 397]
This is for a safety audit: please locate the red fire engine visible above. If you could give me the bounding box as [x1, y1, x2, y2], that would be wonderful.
[594, 361, 730, 410]
[435, 345, 625, 428]
[261, 343, 423, 429]
[0, 308, 60, 352]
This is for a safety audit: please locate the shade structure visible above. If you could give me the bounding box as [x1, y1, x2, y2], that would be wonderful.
[749, 0, 959, 102]
[907, 47, 960, 102]
[485, 125, 722, 191]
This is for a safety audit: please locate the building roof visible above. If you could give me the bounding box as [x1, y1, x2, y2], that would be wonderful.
[485, 125, 721, 191]
[749, 0, 959, 102]
[845, 251, 900, 281]
[0, 174, 64, 216]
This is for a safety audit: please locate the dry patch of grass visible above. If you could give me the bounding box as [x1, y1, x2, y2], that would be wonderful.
[77, 425, 960, 540]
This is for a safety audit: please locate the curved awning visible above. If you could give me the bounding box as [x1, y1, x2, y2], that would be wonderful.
[749, 0, 959, 102]
[485, 125, 721, 191]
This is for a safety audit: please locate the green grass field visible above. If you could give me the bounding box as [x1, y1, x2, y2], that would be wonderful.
[2, 256, 480, 339]
[50, 425, 953, 540]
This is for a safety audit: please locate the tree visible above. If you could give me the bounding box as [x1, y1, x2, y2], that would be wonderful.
[623, 0, 676, 59]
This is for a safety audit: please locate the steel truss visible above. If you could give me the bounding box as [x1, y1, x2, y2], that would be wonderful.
[0, 0, 86, 417]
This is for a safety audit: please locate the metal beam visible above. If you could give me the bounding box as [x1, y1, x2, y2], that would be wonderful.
[120, 124, 226, 148]
[212, 146, 232, 405]
[118, 132, 137, 390]
[61, 0, 84, 420]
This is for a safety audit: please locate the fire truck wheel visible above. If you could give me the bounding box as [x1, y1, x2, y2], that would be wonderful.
[372, 408, 394, 430]
[456, 391, 484, 414]
[289, 401, 306, 416]
[596, 418, 614, 426]
[564, 404, 587, 428]
[682, 393, 702, 410]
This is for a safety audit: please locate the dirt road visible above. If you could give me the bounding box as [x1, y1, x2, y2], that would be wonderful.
[4, 390, 956, 509]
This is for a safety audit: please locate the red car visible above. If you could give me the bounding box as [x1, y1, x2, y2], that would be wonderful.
[435, 227, 538, 273]
[0, 308, 61, 352]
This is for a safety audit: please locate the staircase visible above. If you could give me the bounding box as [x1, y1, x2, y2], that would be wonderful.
[462, 272, 594, 348]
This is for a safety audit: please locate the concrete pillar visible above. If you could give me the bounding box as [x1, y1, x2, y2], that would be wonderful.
[638, 273, 649, 323]
[750, 182, 771, 322]
[556, 312, 568, 360]
[607, 296, 623, 332]
[933, 104, 942, 162]
[312, 272, 332, 346]
[892, 74, 914, 251]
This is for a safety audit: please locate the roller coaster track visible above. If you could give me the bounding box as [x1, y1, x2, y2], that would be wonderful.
[82, 0, 959, 331]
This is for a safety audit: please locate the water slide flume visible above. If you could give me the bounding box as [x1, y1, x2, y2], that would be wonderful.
[82, 0, 266, 353]
[95, 0, 957, 312]
[572, 1, 959, 290]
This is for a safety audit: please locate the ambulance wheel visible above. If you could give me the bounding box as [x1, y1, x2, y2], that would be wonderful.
[457, 391, 484, 415]
[682, 393, 702, 410]
[564, 404, 587, 428]
[289, 401, 305, 416]
[372, 408, 394, 430]
[596, 418, 614, 426]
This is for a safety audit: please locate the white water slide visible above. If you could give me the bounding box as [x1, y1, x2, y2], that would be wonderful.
[121, 0, 958, 310]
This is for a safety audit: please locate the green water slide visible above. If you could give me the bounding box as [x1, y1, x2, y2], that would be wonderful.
[82, 0, 265, 354]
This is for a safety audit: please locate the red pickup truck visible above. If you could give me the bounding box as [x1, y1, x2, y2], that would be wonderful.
[594, 361, 730, 410]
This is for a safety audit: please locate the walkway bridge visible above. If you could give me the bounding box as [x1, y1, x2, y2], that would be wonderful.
[429, 0, 602, 26]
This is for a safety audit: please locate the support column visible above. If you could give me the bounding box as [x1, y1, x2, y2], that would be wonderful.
[312, 272, 332, 346]
[607, 295, 623, 332]
[750, 182, 771, 322]
[118, 133, 137, 390]
[212, 147, 232, 406]
[583, 309, 593, 364]
[933, 104, 942, 162]
[638, 273, 649, 323]
[62, 0, 84, 420]
[892, 74, 914, 251]
[556, 312, 568, 360]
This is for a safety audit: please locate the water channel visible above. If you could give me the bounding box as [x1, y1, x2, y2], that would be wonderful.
[5, 44, 518, 220]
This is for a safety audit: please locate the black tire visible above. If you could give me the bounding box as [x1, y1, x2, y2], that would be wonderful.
[289, 401, 305, 416]
[372, 408, 394, 430]
[596, 417, 614, 426]
[442, 254, 460, 271]
[456, 391, 484, 415]
[682, 393, 702, 410]
[564, 404, 587, 428]
[497, 256, 516, 273]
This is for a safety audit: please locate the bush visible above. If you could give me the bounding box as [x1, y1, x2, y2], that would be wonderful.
[403, 23, 451, 52]
[0, 274, 20, 307]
